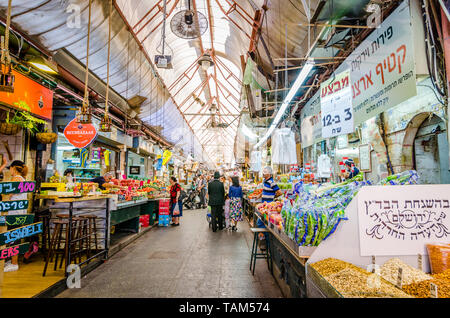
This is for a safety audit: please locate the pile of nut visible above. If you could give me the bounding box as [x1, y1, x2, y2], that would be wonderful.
[380, 258, 433, 286]
[402, 269, 450, 298]
[310, 258, 411, 298]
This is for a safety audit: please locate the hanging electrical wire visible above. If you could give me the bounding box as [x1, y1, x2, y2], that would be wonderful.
[100, 0, 113, 132]
[156, 0, 174, 57]
[77, 0, 93, 124]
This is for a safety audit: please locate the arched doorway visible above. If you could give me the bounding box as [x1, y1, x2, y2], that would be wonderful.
[411, 114, 450, 184]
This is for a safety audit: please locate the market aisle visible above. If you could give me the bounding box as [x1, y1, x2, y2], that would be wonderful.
[58, 209, 283, 298]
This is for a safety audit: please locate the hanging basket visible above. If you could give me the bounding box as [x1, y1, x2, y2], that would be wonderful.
[36, 132, 57, 144]
[0, 121, 21, 135]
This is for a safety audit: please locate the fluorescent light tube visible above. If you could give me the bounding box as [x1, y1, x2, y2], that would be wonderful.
[253, 60, 314, 149]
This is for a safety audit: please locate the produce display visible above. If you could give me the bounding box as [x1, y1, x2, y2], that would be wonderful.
[279, 170, 419, 248]
[310, 258, 411, 298]
[248, 188, 262, 199]
[109, 179, 147, 201]
[256, 201, 283, 230]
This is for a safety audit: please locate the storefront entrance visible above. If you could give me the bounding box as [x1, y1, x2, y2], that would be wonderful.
[413, 114, 450, 184]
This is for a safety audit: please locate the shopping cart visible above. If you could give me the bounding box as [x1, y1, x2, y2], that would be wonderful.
[206, 206, 212, 228]
[206, 206, 227, 230]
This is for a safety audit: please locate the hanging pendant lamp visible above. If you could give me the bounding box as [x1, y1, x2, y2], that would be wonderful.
[0, 0, 15, 93]
[100, 0, 112, 132]
[77, 0, 93, 124]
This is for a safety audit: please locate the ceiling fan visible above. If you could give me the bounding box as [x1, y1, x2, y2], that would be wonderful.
[171, 0, 208, 39]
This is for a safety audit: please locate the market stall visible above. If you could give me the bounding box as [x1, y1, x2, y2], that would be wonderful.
[245, 169, 450, 298]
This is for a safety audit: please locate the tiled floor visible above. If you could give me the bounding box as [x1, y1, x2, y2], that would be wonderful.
[58, 209, 284, 298]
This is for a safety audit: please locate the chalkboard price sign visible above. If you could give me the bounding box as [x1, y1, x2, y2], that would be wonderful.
[0, 181, 36, 194]
[0, 243, 30, 260]
[0, 200, 29, 213]
[0, 222, 43, 245]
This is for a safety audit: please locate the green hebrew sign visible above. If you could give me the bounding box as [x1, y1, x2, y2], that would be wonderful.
[0, 181, 35, 194]
[5, 214, 34, 227]
[0, 243, 30, 260]
[0, 222, 43, 245]
[0, 200, 29, 213]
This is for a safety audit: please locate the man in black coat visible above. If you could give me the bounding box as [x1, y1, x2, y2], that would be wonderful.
[207, 171, 225, 232]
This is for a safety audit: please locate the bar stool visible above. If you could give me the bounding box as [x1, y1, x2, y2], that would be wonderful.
[42, 215, 86, 276]
[249, 228, 273, 276]
[43, 219, 69, 276]
[79, 214, 99, 262]
[55, 213, 88, 264]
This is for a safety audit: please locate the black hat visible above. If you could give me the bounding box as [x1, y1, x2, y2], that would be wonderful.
[214, 171, 221, 179]
[7, 160, 25, 169]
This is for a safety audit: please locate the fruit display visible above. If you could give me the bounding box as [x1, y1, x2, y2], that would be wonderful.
[248, 188, 262, 199]
[256, 201, 283, 230]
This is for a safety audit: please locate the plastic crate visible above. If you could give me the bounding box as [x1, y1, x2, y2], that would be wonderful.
[159, 199, 170, 208]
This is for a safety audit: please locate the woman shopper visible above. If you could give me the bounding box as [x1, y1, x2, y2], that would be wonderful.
[3, 160, 29, 272]
[169, 176, 182, 226]
[228, 176, 243, 231]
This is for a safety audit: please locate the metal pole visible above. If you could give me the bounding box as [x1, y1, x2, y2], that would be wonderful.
[105, 198, 110, 259]
[162, 0, 167, 55]
[67, 202, 73, 277]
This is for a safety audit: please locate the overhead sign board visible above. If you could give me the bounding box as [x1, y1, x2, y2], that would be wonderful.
[0, 69, 53, 120]
[339, 0, 417, 124]
[320, 70, 354, 138]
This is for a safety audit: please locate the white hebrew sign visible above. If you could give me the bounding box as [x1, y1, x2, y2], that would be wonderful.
[358, 185, 450, 256]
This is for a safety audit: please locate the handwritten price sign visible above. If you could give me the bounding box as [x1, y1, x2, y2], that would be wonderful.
[320, 70, 354, 138]
[0, 200, 29, 213]
[0, 181, 35, 194]
[0, 222, 43, 245]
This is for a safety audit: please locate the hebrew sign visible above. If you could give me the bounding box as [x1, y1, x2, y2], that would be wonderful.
[0, 222, 43, 245]
[358, 185, 450, 256]
[0, 181, 35, 195]
[0, 243, 30, 260]
[0, 200, 29, 213]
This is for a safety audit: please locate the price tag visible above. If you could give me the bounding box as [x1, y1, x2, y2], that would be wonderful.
[396, 267, 403, 289]
[418, 254, 422, 271]
[320, 70, 354, 138]
[0, 181, 36, 195]
[430, 283, 438, 298]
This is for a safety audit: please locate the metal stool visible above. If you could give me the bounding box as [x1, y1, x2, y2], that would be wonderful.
[43, 219, 70, 276]
[55, 213, 88, 264]
[79, 214, 99, 262]
[249, 228, 273, 276]
[43, 215, 86, 276]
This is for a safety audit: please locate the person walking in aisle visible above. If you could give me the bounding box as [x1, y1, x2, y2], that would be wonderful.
[207, 171, 225, 232]
[197, 174, 207, 209]
[228, 176, 243, 231]
[169, 177, 183, 226]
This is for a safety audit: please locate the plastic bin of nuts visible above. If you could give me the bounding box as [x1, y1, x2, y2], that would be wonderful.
[402, 269, 450, 298]
[426, 243, 450, 275]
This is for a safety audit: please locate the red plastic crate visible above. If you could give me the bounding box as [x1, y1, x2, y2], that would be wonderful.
[159, 199, 170, 207]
